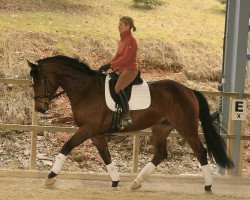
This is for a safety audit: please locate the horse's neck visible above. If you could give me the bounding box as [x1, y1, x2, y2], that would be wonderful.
[57, 71, 99, 105]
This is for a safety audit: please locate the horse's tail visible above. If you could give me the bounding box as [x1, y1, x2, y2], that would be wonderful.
[193, 90, 234, 168]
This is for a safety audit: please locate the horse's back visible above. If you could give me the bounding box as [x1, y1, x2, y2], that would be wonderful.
[148, 79, 199, 124]
[148, 79, 195, 98]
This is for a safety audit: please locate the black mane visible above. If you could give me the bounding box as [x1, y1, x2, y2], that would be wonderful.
[37, 55, 97, 75]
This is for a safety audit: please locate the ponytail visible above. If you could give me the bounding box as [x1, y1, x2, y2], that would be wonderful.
[132, 25, 136, 32]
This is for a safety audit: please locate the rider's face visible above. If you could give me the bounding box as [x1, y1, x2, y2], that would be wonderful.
[118, 20, 130, 34]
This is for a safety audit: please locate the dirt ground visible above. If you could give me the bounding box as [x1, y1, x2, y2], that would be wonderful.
[0, 174, 249, 200]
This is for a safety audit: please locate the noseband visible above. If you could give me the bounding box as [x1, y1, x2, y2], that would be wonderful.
[32, 67, 65, 103]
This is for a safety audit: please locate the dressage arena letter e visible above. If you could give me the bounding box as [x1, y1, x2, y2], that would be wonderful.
[232, 99, 247, 120]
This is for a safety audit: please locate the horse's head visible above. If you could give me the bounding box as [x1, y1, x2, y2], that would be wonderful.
[28, 60, 59, 113]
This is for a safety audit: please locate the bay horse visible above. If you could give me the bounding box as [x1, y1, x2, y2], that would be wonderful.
[28, 55, 233, 192]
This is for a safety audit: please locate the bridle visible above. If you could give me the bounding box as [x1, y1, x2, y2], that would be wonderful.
[32, 67, 65, 104]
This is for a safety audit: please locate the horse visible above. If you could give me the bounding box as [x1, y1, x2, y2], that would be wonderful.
[28, 55, 233, 192]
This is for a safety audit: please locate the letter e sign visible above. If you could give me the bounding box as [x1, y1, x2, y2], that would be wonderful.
[231, 99, 247, 120]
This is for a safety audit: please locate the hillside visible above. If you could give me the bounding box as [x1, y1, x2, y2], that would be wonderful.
[0, 0, 225, 80]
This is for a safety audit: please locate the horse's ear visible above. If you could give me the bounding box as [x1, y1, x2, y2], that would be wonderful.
[27, 60, 37, 68]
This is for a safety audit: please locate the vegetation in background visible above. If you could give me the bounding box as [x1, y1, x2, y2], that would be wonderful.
[132, 0, 164, 9]
[218, 0, 227, 4]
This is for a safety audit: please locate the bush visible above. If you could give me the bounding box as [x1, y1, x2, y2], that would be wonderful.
[132, 0, 164, 9]
[218, 0, 227, 4]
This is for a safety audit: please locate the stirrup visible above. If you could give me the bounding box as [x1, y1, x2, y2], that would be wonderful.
[118, 114, 132, 130]
[124, 114, 132, 124]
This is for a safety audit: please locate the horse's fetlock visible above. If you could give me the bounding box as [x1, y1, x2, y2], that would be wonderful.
[48, 171, 57, 179]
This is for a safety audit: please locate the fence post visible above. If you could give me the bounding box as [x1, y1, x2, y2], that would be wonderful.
[237, 97, 248, 175]
[238, 119, 246, 175]
[226, 97, 234, 175]
[226, 96, 247, 175]
[132, 134, 140, 173]
[29, 102, 38, 170]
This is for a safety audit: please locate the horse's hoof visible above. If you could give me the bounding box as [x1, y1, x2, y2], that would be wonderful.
[45, 178, 56, 186]
[112, 181, 119, 187]
[204, 185, 212, 194]
[130, 179, 141, 190]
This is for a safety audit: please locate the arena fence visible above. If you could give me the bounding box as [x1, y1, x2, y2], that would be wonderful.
[0, 78, 250, 175]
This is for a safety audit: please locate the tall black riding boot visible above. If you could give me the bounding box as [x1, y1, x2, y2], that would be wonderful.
[117, 90, 132, 129]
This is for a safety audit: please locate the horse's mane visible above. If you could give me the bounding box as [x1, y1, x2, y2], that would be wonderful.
[37, 55, 97, 75]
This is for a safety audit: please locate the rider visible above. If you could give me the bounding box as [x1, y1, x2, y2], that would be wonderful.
[99, 16, 139, 129]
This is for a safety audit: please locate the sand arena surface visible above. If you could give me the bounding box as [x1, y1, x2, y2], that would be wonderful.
[0, 173, 249, 200]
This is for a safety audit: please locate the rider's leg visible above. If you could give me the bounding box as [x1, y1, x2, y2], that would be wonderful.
[115, 69, 138, 129]
[115, 69, 138, 93]
[116, 90, 132, 128]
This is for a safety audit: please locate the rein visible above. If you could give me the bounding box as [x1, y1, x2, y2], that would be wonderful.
[96, 71, 105, 95]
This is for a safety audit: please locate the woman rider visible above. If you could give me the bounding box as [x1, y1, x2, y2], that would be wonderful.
[99, 16, 139, 129]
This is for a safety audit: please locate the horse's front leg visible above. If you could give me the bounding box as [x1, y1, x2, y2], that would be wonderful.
[91, 136, 120, 187]
[131, 123, 172, 189]
[45, 127, 90, 186]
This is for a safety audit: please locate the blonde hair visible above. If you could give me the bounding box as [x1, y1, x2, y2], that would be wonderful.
[120, 16, 136, 32]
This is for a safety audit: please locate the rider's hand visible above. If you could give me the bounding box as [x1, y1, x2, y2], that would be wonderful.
[103, 69, 112, 75]
[98, 64, 111, 73]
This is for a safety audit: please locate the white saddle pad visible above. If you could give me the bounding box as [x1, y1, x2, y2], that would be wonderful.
[105, 74, 151, 111]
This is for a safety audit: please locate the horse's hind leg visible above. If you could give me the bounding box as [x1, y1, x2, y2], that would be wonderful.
[182, 132, 213, 192]
[45, 128, 90, 186]
[91, 136, 120, 187]
[131, 122, 173, 189]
